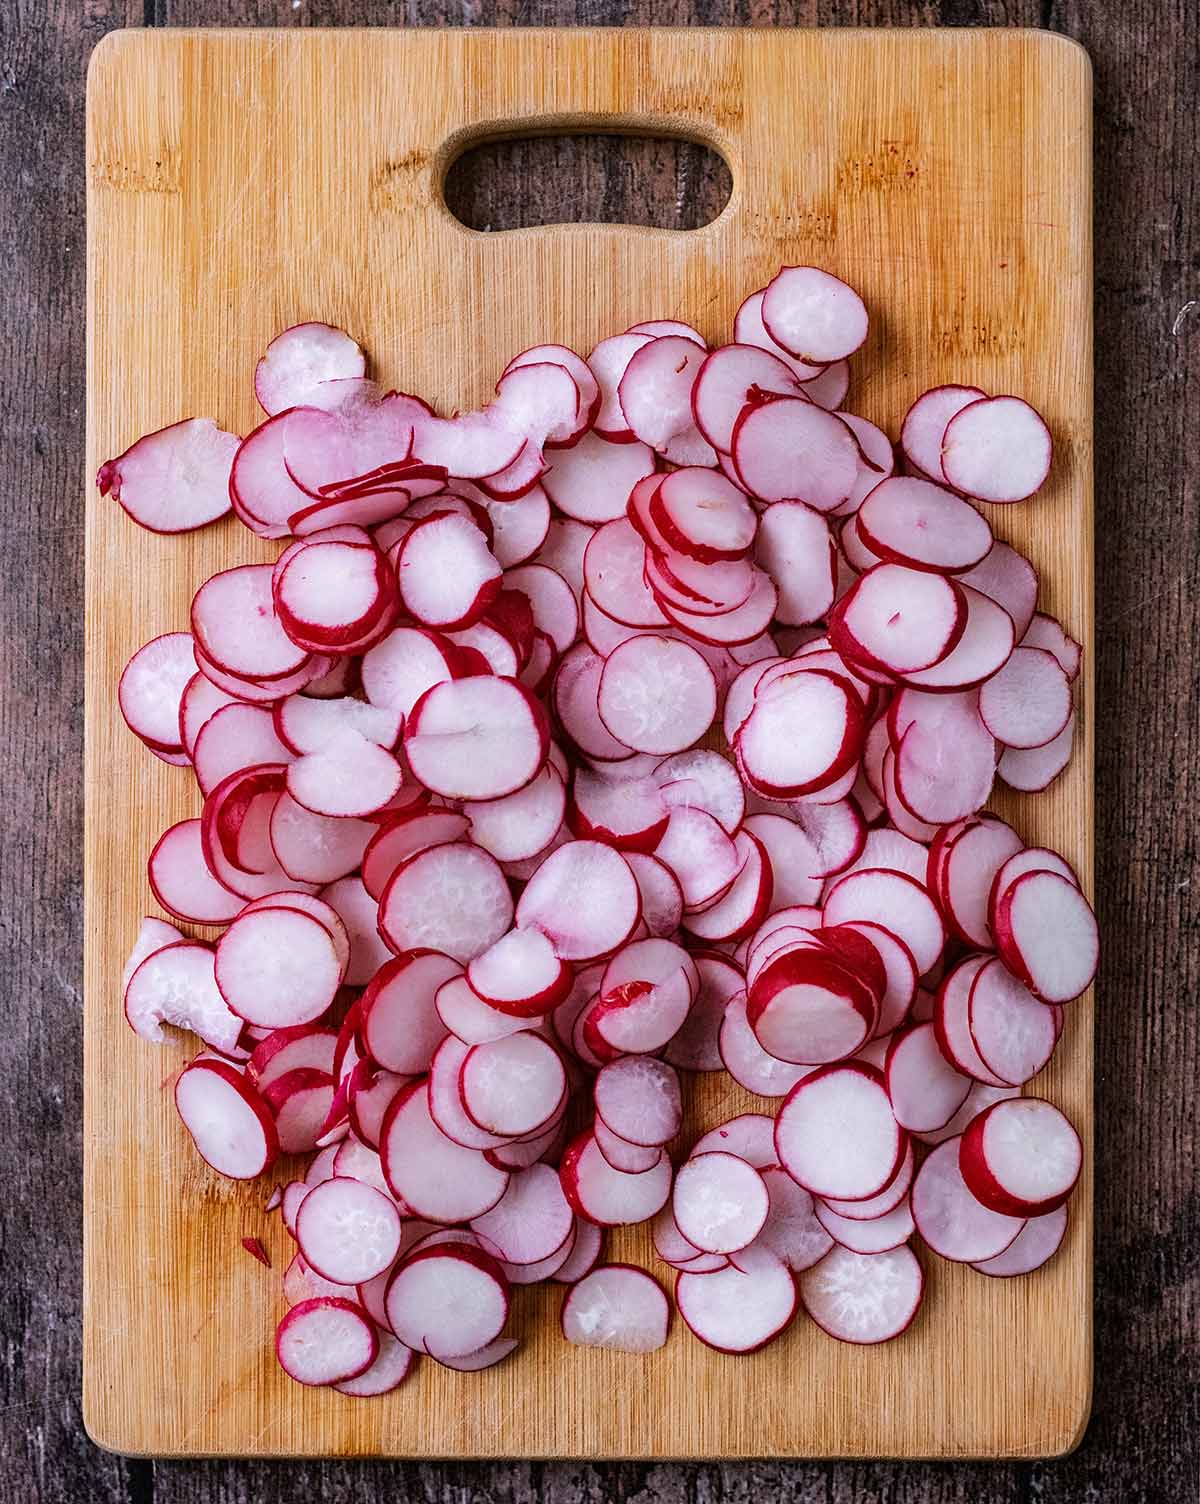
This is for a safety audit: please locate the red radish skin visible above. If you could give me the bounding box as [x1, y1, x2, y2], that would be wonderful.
[275, 1297, 378, 1387]
[959, 1097, 1082, 1216]
[174, 1057, 279, 1180]
[992, 869, 1099, 1003]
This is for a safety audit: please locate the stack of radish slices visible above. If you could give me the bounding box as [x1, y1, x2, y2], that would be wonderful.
[109, 265, 1095, 1393]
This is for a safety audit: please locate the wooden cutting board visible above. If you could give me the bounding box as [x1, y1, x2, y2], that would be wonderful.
[83, 26, 1093, 1460]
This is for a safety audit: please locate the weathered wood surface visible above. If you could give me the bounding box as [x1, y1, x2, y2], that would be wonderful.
[2, 0, 1196, 1500]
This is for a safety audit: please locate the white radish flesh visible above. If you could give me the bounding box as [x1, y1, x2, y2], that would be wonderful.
[561, 1265, 670, 1352]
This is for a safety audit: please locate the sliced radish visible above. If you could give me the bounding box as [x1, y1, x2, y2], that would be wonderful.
[672, 1152, 769, 1254]
[255, 323, 365, 415]
[596, 635, 717, 755]
[958, 541, 1038, 641]
[979, 646, 1072, 749]
[542, 429, 656, 523]
[998, 714, 1075, 792]
[748, 942, 877, 1065]
[121, 915, 185, 994]
[993, 870, 1098, 1003]
[910, 1136, 1025, 1262]
[936, 814, 1024, 948]
[360, 807, 470, 899]
[593, 1055, 682, 1146]
[940, 395, 1052, 503]
[561, 1265, 670, 1352]
[558, 1132, 672, 1226]
[275, 1296, 378, 1386]
[821, 1140, 915, 1221]
[959, 1097, 1082, 1216]
[775, 1063, 903, 1200]
[755, 501, 836, 626]
[125, 941, 243, 1053]
[296, 1175, 403, 1284]
[552, 1218, 605, 1284]
[680, 829, 772, 944]
[147, 819, 245, 925]
[379, 842, 513, 964]
[732, 398, 859, 512]
[379, 1081, 509, 1223]
[831, 564, 965, 675]
[799, 1243, 923, 1344]
[264, 1067, 337, 1154]
[360, 950, 458, 1073]
[269, 793, 372, 885]
[1021, 611, 1082, 680]
[814, 1194, 914, 1254]
[460, 1031, 567, 1136]
[385, 1243, 509, 1359]
[884, 1021, 972, 1132]
[118, 632, 197, 753]
[192, 565, 311, 682]
[823, 867, 945, 975]
[214, 907, 343, 1028]
[692, 1113, 778, 1169]
[718, 990, 812, 1097]
[856, 476, 993, 573]
[971, 1203, 1068, 1277]
[361, 626, 458, 716]
[675, 1242, 796, 1354]
[467, 927, 572, 1016]
[618, 336, 708, 450]
[737, 669, 863, 798]
[174, 1056, 278, 1179]
[516, 840, 639, 962]
[99, 417, 238, 534]
[405, 675, 548, 800]
[899, 384, 986, 480]
[761, 267, 868, 364]
[968, 957, 1059, 1085]
[470, 1162, 574, 1266]
[333, 1331, 417, 1397]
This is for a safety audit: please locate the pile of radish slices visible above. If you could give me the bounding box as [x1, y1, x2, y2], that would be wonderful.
[109, 263, 1096, 1393]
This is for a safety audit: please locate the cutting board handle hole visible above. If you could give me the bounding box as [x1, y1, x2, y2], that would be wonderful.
[442, 131, 731, 232]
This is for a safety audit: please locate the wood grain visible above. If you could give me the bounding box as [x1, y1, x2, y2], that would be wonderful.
[83, 25, 1093, 1462]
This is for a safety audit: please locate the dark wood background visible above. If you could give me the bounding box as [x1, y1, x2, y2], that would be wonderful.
[1, 1, 1196, 1500]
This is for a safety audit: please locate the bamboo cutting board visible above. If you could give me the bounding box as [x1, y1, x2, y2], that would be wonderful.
[84, 26, 1093, 1460]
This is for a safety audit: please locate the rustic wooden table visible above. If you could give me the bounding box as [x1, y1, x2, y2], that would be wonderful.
[1, 2, 1195, 1501]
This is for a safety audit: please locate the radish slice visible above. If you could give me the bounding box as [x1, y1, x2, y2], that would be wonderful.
[542, 430, 656, 523]
[468, 1162, 574, 1266]
[664, 952, 736, 1071]
[937, 815, 1024, 947]
[856, 477, 993, 573]
[651, 1206, 728, 1272]
[380, 1082, 509, 1223]
[675, 1242, 796, 1353]
[737, 669, 863, 798]
[1021, 611, 1082, 680]
[693, 1113, 779, 1169]
[998, 714, 1075, 792]
[396, 512, 501, 631]
[561, 1265, 670, 1352]
[910, 1136, 1025, 1261]
[584, 520, 669, 629]
[385, 1243, 509, 1359]
[941, 395, 1052, 503]
[264, 1068, 337, 1154]
[516, 840, 640, 962]
[958, 542, 1039, 641]
[431, 1336, 519, 1372]
[597, 636, 717, 755]
[255, 323, 365, 415]
[98, 418, 238, 534]
[884, 1021, 972, 1132]
[558, 1132, 672, 1226]
[125, 941, 242, 1053]
[437, 973, 536, 1046]
[360, 951, 458, 1073]
[553, 642, 637, 762]
[916, 1080, 1018, 1147]
[979, 646, 1072, 748]
[775, 1063, 903, 1200]
[672, 1152, 769, 1254]
[333, 1331, 417, 1397]
[960, 1097, 1082, 1216]
[460, 1031, 567, 1136]
[174, 1057, 279, 1179]
[680, 829, 772, 944]
[968, 958, 1059, 1085]
[799, 1243, 923, 1344]
[733, 289, 825, 379]
[379, 842, 513, 964]
[732, 399, 860, 511]
[718, 991, 812, 1097]
[593, 1055, 682, 1147]
[651, 467, 757, 561]
[405, 676, 548, 800]
[823, 868, 945, 975]
[215, 907, 343, 1028]
[275, 1297, 378, 1386]
[118, 633, 196, 752]
[755, 1167, 835, 1271]
[296, 1176, 403, 1284]
[899, 384, 986, 479]
[832, 564, 965, 675]
[193, 565, 311, 682]
[587, 938, 696, 1056]
[993, 870, 1098, 1003]
[361, 626, 458, 716]
[148, 819, 245, 924]
[755, 501, 836, 626]
[570, 765, 669, 852]
[692, 343, 807, 453]
[360, 808, 470, 899]
[748, 943, 877, 1065]
[121, 915, 185, 994]
[821, 1140, 915, 1221]
[972, 1203, 1068, 1276]
[814, 1195, 915, 1254]
[761, 266, 868, 364]
[618, 336, 708, 450]
[269, 794, 371, 884]
[467, 926, 572, 1016]
[552, 1218, 605, 1283]
[592, 1117, 663, 1173]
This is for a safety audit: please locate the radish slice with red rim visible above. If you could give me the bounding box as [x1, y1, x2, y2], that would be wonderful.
[959, 1097, 1082, 1216]
[775, 1063, 904, 1201]
[333, 1331, 417, 1397]
[460, 1031, 567, 1136]
[691, 343, 808, 454]
[831, 564, 966, 676]
[193, 564, 312, 682]
[761, 266, 869, 364]
[755, 501, 836, 626]
[967, 957, 1059, 1086]
[884, 1020, 972, 1132]
[175, 1056, 279, 1179]
[561, 1264, 670, 1352]
[855, 476, 993, 573]
[1021, 611, 1082, 680]
[118, 632, 197, 752]
[692, 1112, 779, 1169]
[215, 906, 344, 1028]
[899, 384, 986, 480]
[379, 842, 513, 965]
[98, 418, 239, 534]
[731, 398, 859, 512]
[597, 636, 717, 755]
[380, 1081, 509, 1223]
[276, 1296, 378, 1386]
[125, 941, 243, 1053]
[148, 819, 244, 925]
[467, 927, 573, 1016]
[405, 676, 548, 801]
[971, 1203, 1068, 1277]
[910, 1135, 1025, 1261]
[385, 1243, 509, 1359]
[470, 1162, 574, 1266]
[936, 814, 1024, 948]
[542, 429, 656, 523]
[958, 541, 1039, 641]
[814, 1194, 914, 1254]
[558, 1132, 672, 1226]
[978, 646, 1072, 749]
[672, 1152, 769, 1254]
[360, 950, 458, 1074]
[799, 1243, 923, 1344]
[295, 1175, 403, 1284]
[255, 323, 365, 415]
[516, 840, 640, 962]
[593, 1055, 682, 1147]
[940, 395, 1052, 503]
[617, 336, 708, 450]
[992, 869, 1098, 1003]
[675, 1242, 796, 1354]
